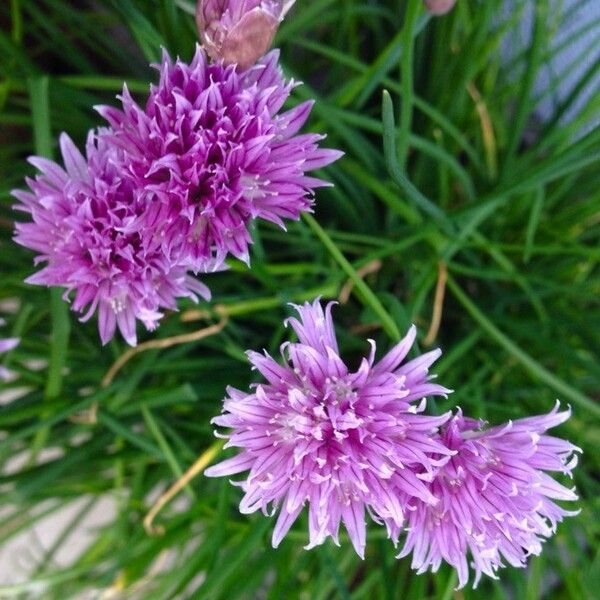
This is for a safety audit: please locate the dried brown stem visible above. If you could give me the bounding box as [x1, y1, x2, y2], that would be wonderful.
[101, 316, 228, 389]
[467, 82, 497, 179]
[423, 261, 448, 347]
[70, 316, 228, 425]
[339, 259, 382, 304]
[143, 439, 225, 536]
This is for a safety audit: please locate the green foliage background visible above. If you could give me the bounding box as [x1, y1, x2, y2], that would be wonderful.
[1, 0, 599, 598]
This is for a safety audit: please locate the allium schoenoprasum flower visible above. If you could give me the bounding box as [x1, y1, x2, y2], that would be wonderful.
[205, 299, 452, 557]
[0, 322, 19, 355]
[197, 0, 296, 70]
[97, 47, 342, 266]
[0, 338, 19, 353]
[13, 132, 215, 346]
[0, 318, 19, 382]
[397, 404, 580, 589]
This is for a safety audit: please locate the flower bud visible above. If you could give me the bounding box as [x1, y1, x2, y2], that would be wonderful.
[196, 0, 295, 70]
[423, 0, 457, 16]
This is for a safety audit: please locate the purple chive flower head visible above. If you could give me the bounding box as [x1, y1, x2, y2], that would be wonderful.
[13, 132, 215, 346]
[98, 47, 342, 266]
[0, 319, 19, 355]
[197, 0, 295, 69]
[0, 318, 19, 381]
[205, 299, 452, 557]
[398, 404, 580, 588]
[0, 338, 19, 354]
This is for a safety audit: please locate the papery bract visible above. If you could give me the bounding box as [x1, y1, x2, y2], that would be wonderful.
[423, 0, 457, 15]
[197, 0, 295, 69]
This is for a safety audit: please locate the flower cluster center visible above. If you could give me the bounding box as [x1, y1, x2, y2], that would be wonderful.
[274, 375, 365, 447]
